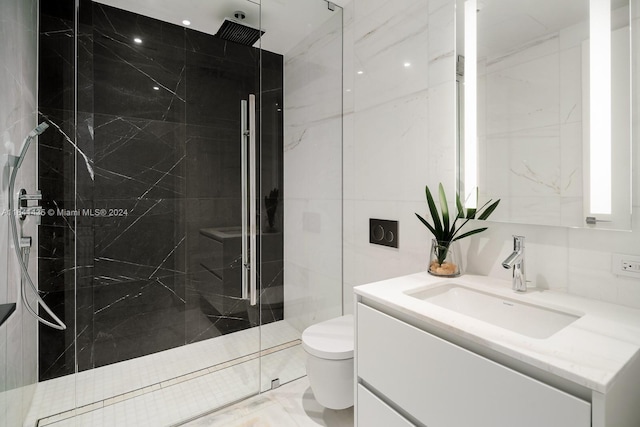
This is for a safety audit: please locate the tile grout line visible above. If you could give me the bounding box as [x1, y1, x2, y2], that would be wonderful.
[37, 340, 302, 426]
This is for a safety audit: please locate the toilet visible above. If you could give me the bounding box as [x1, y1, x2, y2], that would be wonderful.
[301, 314, 354, 410]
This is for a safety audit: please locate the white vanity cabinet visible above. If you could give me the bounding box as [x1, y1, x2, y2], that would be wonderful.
[355, 303, 590, 427]
[354, 273, 640, 427]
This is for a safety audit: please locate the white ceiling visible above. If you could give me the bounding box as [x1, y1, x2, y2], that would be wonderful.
[94, 0, 343, 55]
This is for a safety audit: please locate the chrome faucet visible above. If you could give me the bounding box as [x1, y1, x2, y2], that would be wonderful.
[502, 235, 526, 292]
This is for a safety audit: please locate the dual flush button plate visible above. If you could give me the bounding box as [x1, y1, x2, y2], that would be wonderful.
[369, 219, 398, 248]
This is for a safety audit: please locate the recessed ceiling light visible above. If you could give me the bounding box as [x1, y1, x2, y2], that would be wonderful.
[133, 37, 142, 44]
[182, 20, 191, 26]
[153, 86, 160, 91]
[357, 70, 364, 75]
[404, 62, 411, 67]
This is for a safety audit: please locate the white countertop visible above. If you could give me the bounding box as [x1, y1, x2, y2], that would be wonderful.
[354, 273, 640, 394]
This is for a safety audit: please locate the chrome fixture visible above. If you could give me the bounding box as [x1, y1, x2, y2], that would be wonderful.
[241, 95, 257, 306]
[502, 235, 526, 292]
[7, 122, 67, 330]
[19, 189, 43, 220]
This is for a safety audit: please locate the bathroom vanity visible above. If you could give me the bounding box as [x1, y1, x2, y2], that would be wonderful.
[354, 273, 640, 427]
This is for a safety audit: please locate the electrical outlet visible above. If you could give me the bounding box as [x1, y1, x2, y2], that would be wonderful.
[612, 253, 640, 279]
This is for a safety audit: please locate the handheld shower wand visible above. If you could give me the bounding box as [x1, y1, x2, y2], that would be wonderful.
[15, 122, 48, 169]
[8, 121, 66, 330]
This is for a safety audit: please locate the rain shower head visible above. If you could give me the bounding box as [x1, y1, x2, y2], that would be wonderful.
[215, 19, 264, 46]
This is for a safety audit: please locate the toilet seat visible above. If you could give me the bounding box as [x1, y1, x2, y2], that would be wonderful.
[302, 314, 353, 360]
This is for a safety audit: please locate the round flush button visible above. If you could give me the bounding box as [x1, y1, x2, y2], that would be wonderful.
[373, 225, 384, 241]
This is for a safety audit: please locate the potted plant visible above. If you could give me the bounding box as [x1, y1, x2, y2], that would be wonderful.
[415, 183, 500, 277]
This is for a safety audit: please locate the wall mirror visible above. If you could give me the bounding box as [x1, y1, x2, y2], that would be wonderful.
[456, 0, 632, 230]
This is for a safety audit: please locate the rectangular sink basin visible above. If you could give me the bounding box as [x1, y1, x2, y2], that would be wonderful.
[406, 283, 582, 339]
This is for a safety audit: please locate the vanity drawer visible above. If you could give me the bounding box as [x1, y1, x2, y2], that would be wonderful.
[356, 303, 591, 427]
[357, 384, 414, 427]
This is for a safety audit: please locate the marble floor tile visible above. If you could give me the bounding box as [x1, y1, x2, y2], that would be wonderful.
[183, 377, 354, 427]
[26, 320, 303, 427]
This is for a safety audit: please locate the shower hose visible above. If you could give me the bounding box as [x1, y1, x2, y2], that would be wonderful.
[8, 125, 66, 330]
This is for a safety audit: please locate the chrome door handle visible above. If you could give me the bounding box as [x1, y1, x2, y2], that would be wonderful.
[241, 95, 258, 307]
[248, 94, 257, 307]
[241, 99, 249, 301]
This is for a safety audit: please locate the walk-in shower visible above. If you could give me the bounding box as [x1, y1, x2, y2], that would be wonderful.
[1, 0, 343, 425]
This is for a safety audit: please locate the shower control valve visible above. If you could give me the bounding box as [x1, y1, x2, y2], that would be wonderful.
[18, 189, 43, 221]
[19, 191, 42, 201]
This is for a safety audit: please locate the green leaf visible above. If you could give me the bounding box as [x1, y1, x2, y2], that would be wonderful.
[418, 183, 499, 244]
[438, 183, 450, 235]
[477, 199, 500, 220]
[415, 213, 438, 237]
[455, 193, 465, 219]
[452, 227, 488, 242]
[450, 216, 472, 239]
[425, 185, 443, 238]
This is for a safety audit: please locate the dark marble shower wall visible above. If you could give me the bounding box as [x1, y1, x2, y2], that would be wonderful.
[38, 1, 284, 381]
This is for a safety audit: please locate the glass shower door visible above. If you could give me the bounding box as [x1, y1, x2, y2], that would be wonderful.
[53, 0, 262, 424]
[257, 0, 344, 393]
[33, 0, 343, 424]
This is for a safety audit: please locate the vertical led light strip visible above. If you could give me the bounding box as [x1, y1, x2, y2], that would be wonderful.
[590, 0, 611, 214]
[464, 0, 478, 207]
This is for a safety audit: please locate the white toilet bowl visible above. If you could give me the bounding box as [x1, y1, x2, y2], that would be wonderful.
[301, 314, 354, 410]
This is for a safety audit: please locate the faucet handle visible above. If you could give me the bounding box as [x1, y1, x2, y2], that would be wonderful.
[512, 235, 525, 250]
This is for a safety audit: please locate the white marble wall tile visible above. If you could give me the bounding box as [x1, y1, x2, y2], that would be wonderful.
[560, 197, 583, 228]
[344, 0, 456, 301]
[284, 199, 342, 279]
[345, 0, 640, 317]
[477, 58, 487, 138]
[18, 0, 39, 417]
[484, 34, 558, 75]
[461, 222, 570, 292]
[0, 326, 6, 427]
[507, 127, 561, 197]
[485, 53, 560, 135]
[284, 122, 342, 200]
[567, 247, 622, 302]
[283, 260, 342, 332]
[507, 196, 562, 226]
[634, 12, 640, 208]
[284, 7, 343, 328]
[469, 204, 640, 309]
[559, 46, 582, 125]
[352, 90, 430, 202]
[480, 136, 509, 199]
[427, 81, 457, 191]
[349, 200, 431, 289]
[428, 0, 456, 88]
[0, 0, 38, 425]
[559, 20, 588, 51]
[342, 2, 356, 203]
[559, 121, 582, 199]
[342, 198, 356, 313]
[564, 208, 640, 304]
[353, 0, 430, 111]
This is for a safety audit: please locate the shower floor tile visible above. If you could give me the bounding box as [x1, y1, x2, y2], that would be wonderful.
[25, 320, 303, 427]
[181, 376, 354, 427]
